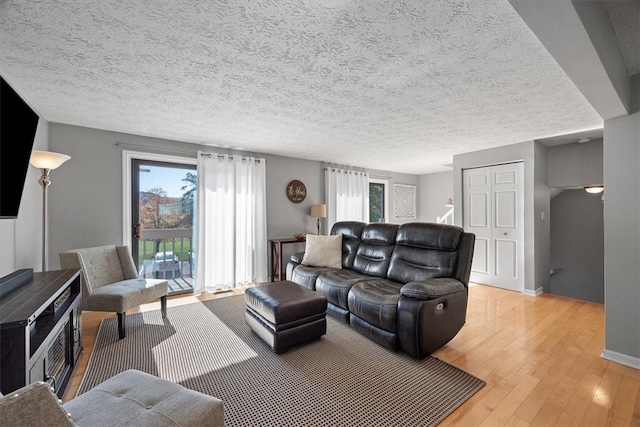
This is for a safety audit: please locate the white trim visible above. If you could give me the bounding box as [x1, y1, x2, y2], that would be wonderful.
[369, 177, 389, 223]
[601, 349, 640, 370]
[121, 150, 196, 249]
[522, 287, 543, 296]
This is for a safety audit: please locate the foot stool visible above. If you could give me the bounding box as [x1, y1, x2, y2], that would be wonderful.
[245, 280, 327, 353]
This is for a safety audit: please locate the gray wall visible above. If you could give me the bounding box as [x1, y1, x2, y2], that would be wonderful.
[546, 138, 604, 297]
[603, 109, 640, 362]
[550, 189, 604, 303]
[418, 171, 453, 223]
[44, 123, 418, 270]
[534, 142, 550, 295]
[548, 139, 603, 188]
[0, 118, 49, 277]
[453, 140, 550, 294]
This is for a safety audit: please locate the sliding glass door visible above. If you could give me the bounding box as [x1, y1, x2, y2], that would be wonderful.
[131, 159, 196, 295]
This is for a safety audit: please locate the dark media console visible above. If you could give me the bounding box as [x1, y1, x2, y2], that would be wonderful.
[0, 268, 34, 297]
[0, 269, 83, 398]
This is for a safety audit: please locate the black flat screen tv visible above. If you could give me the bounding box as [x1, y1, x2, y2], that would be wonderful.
[0, 76, 40, 219]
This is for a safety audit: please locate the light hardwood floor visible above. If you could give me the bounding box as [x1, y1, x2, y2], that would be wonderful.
[64, 284, 640, 426]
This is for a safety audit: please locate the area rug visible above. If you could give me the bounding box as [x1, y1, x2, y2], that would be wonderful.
[78, 294, 484, 426]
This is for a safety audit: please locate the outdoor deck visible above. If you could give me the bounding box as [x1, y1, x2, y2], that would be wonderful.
[166, 276, 194, 295]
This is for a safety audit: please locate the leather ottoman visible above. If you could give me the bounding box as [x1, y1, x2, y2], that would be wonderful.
[245, 280, 327, 353]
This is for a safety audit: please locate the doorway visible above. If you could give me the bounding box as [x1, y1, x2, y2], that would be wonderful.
[463, 162, 524, 292]
[130, 157, 197, 295]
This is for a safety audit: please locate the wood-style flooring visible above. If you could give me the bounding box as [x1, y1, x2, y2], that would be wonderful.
[64, 284, 640, 426]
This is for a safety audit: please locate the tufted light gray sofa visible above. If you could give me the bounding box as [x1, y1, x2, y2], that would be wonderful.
[0, 369, 224, 426]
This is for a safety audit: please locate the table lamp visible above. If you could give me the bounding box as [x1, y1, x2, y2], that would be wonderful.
[310, 204, 327, 235]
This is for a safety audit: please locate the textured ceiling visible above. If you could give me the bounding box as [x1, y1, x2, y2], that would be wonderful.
[0, 0, 621, 174]
[605, 0, 640, 76]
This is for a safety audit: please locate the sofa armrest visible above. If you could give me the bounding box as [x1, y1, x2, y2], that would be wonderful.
[400, 278, 465, 300]
[290, 251, 305, 264]
[0, 382, 75, 427]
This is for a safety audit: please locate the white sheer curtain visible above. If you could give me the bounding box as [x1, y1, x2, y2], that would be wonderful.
[324, 168, 370, 233]
[194, 152, 268, 294]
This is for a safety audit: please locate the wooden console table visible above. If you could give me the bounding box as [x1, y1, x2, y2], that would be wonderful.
[269, 238, 305, 282]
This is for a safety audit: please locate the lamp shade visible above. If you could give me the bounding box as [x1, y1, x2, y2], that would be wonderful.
[445, 198, 454, 208]
[584, 185, 604, 194]
[30, 150, 70, 170]
[310, 204, 327, 218]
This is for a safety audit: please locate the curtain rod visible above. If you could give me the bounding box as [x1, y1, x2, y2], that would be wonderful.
[324, 168, 392, 179]
[114, 141, 196, 156]
[199, 152, 263, 163]
[324, 167, 367, 175]
[115, 141, 264, 162]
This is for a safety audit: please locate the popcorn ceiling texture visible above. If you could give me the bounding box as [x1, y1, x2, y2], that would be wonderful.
[604, 0, 640, 76]
[0, 0, 605, 174]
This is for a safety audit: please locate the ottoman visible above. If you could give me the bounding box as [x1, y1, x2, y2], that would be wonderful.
[245, 280, 327, 353]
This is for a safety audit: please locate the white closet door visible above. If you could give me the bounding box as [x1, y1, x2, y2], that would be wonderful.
[463, 162, 524, 292]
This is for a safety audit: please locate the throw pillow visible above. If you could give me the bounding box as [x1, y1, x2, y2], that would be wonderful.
[301, 234, 343, 269]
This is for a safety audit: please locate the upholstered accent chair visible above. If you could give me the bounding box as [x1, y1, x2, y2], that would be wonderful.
[0, 369, 224, 426]
[59, 245, 168, 339]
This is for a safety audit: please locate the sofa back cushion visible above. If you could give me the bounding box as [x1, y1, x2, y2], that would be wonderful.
[352, 224, 398, 277]
[301, 234, 343, 268]
[387, 223, 463, 283]
[331, 221, 366, 269]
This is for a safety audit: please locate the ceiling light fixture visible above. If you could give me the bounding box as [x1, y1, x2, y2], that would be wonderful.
[577, 137, 591, 144]
[584, 185, 604, 194]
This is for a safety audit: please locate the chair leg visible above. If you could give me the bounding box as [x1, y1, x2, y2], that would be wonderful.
[118, 312, 126, 339]
[161, 295, 167, 318]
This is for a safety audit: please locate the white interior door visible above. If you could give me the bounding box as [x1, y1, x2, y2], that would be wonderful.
[463, 162, 524, 292]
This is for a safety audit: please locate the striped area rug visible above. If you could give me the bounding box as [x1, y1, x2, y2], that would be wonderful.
[78, 294, 484, 426]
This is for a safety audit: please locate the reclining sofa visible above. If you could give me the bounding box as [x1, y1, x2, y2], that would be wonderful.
[286, 221, 475, 359]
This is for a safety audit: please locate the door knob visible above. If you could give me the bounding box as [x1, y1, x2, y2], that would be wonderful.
[503, 232, 508, 236]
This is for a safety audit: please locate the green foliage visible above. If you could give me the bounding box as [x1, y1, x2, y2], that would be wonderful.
[138, 170, 197, 261]
[370, 183, 384, 222]
[138, 240, 192, 261]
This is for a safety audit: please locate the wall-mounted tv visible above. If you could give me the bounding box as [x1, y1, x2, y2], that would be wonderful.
[0, 76, 40, 219]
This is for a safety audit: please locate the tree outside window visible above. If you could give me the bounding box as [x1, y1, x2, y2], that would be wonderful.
[370, 183, 385, 222]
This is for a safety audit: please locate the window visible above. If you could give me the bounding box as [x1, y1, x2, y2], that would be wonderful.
[369, 179, 389, 223]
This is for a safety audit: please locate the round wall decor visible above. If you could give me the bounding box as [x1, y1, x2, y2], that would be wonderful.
[286, 180, 307, 203]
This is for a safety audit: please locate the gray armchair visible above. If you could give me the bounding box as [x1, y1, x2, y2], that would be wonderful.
[59, 245, 168, 339]
[0, 369, 224, 426]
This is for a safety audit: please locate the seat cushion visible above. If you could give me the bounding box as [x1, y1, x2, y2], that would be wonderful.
[64, 369, 224, 427]
[84, 278, 168, 313]
[316, 269, 369, 311]
[289, 264, 331, 291]
[348, 279, 403, 333]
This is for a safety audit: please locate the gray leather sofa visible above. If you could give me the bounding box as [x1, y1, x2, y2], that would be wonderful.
[287, 221, 475, 359]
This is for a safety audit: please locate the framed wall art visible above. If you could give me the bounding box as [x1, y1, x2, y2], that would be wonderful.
[394, 184, 416, 219]
[286, 180, 307, 203]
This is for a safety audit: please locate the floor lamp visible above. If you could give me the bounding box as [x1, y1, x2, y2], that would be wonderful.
[30, 150, 70, 271]
[310, 204, 327, 235]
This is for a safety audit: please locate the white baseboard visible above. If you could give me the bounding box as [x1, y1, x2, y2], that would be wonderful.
[601, 349, 640, 370]
[522, 287, 543, 297]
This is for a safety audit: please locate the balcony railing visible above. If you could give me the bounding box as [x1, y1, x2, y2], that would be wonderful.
[138, 228, 194, 294]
